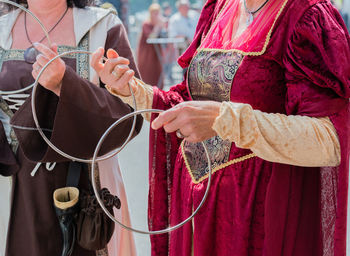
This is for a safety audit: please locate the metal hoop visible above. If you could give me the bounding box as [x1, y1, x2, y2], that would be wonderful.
[91, 109, 213, 235]
[0, 0, 51, 95]
[31, 50, 138, 163]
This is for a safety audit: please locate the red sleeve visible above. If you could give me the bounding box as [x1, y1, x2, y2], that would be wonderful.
[282, 3, 350, 254]
[283, 2, 350, 117]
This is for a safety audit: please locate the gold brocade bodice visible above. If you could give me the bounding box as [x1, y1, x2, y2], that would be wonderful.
[183, 50, 243, 183]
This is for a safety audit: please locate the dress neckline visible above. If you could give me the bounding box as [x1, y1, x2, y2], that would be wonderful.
[197, 0, 288, 56]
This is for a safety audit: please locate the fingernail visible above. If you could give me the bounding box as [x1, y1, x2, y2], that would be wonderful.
[33, 42, 38, 47]
[151, 120, 158, 130]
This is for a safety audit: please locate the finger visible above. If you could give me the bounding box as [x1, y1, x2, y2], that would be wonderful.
[33, 42, 56, 59]
[104, 57, 130, 74]
[32, 66, 38, 75]
[90, 47, 105, 73]
[151, 107, 181, 130]
[35, 54, 49, 67]
[112, 65, 130, 79]
[163, 117, 184, 134]
[32, 62, 42, 73]
[107, 48, 119, 59]
[31, 62, 42, 80]
[183, 134, 199, 143]
[110, 69, 134, 91]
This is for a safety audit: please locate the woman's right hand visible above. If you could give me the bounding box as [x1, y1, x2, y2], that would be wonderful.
[91, 47, 136, 97]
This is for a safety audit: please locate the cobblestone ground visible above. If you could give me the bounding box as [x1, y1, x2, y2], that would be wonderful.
[118, 64, 183, 256]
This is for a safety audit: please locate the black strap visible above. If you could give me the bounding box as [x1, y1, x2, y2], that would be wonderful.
[66, 161, 82, 188]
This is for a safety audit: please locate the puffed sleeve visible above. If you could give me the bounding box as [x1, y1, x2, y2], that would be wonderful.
[283, 3, 350, 116]
[213, 3, 350, 167]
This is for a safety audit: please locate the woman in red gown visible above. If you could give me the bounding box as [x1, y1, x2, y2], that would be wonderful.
[87, 0, 350, 255]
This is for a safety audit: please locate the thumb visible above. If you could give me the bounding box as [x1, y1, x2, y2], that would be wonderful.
[90, 47, 105, 73]
[107, 48, 119, 59]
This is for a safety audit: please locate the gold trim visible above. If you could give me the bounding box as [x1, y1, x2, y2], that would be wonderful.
[198, 0, 289, 56]
[181, 141, 256, 184]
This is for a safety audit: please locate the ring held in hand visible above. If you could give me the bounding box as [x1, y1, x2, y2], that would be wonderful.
[30, 50, 138, 164]
[91, 108, 213, 235]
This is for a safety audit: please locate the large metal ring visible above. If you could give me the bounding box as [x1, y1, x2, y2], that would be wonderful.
[31, 50, 138, 163]
[91, 109, 213, 235]
[0, 0, 51, 95]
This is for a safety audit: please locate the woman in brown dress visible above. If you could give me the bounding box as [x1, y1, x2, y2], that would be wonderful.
[0, 0, 142, 255]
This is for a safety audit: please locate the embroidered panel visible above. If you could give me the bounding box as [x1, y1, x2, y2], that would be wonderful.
[184, 50, 243, 182]
[187, 50, 242, 102]
[96, 248, 108, 256]
[182, 137, 232, 183]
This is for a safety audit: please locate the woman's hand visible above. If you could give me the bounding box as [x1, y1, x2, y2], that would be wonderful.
[32, 43, 66, 96]
[151, 101, 222, 143]
[91, 47, 136, 97]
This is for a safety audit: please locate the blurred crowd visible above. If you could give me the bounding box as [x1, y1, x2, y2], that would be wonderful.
[133, 0, 349, 89]
[1, 0, 348, 88]
[136, 0, 200, 89]
[341, 0, 350, 30]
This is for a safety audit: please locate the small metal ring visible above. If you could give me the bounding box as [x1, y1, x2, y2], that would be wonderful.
[30, 50, 138, 163]
[0, 0, 51, 95]
[176, 129, 185, 139]
[91, 109, 213, 235]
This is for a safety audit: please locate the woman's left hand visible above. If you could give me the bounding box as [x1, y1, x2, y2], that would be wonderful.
[151, 101, 222, 143]
[32, 43, 66, 96]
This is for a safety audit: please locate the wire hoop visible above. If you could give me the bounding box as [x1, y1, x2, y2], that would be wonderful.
[30, 50, 138, 163]
[91, 109, 213, 235]
[0, 0, 51, 95]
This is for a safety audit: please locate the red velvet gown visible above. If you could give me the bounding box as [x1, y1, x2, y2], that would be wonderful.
[147, 0, 350, 255]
